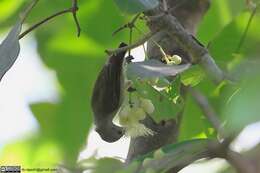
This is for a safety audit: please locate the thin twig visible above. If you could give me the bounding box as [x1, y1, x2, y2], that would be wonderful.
[246, 0, 257, 10]
[134, 26, 166, 58]
[162, 0, 168, 12]
[189, 88, 225, 139]
[19, 8, 73, 39]
[128, 28, 133, 56]
[112, 13, 141, 36]
[105, 31, 158, 55]
[71, 0, 81, 37]
[235, 5, 257, 53]
[19, 1, 81, 39]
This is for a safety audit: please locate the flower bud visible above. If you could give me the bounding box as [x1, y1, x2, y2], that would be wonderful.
[153, 149, 165, 159]
[132, 107, 146, 121]
[140, 98, 155, 114]
[170, 55, 182, 65]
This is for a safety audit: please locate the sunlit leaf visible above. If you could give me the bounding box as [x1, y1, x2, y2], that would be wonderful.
[0, 138, 62, 169]
[198, 0, 245, 44]
[208, 11, 260, 70]
[181, 65, 205, 87]
[166, 76, 181, 100]
[0, 0, 24, 23]
[0, 0, 25, 29]
[179, 93, 214, 140]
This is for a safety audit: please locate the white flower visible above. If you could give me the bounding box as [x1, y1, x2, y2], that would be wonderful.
[119, 105, 131, 118]
[125, 123, 154, 138]
[118, 96, 155, 138]
[170, 55, 182, 65]
[140, 98, 155, 114]
[132, 107, 146, 121]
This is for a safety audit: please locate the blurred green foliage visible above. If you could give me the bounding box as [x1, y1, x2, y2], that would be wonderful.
[179, 0, 260, 140]
[0, 0, 260, 172]
[0, 0, 133, 168]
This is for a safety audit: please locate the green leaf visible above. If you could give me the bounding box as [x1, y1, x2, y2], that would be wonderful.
[114, 0, 159, 14]
[78, 157, 139, 173]
[0, 21, 22, 81]
[133, 81, 183, 122]
[134, 139, 212, 173]
[197, 0, 245, 44]
[166, 76, 181, 100]
[93, 158, 124, 173]
[179, 93, 214, 140]
[0, 0, 25, 30]
[222, 65, 260, 133]
[30, 103, 58, 137]
[208, 12, 250, 68]
[0, 0, 24, 23]
[208, 11, 260, 70]
[77, 156, 98, 171]
[0, 137, 62, 169]
[181, 65, 205, 87]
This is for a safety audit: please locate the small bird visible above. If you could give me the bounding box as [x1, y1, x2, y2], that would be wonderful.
[91, 43, 128, 142]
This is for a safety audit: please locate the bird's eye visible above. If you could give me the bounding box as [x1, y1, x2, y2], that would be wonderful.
[117, 130, 123, 135]
[160, 120, 166, 126]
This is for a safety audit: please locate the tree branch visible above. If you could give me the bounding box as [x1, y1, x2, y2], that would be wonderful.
[146, 7, 226, 84]
[226, 150, 256, 173]
[188, 88, 257, 173]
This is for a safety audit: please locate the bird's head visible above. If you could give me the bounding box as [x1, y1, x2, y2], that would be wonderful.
[95, 123, 124, 143]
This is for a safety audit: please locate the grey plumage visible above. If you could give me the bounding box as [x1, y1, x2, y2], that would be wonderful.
[91, 43, 127, 142]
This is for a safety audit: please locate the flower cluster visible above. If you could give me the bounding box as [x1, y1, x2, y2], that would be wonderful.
[118, 96, 155, 138]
